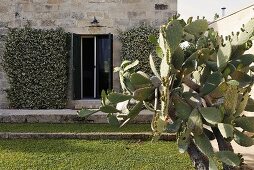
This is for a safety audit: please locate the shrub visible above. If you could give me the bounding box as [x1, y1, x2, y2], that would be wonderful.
[118, 25, 159, 75]
[2, 26, 70, 109]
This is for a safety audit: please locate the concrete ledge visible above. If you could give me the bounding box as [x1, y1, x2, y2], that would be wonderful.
[0, 132, 176, 141]
[0, 109, 153, 123]
[71, 100, 101, 109]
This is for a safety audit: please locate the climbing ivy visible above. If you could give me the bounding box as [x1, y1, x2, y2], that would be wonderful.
[2, 26, 70, 109]
[118, 25, 159, 75]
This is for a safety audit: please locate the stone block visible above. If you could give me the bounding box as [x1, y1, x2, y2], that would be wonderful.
[168, 0, 177, 11]
[20, 3, 33, 12]
[0, 22, 8, 28]
[88, 26, 105, 34]
[122, 0, 141, 4]
[0, 5, 9, 13]
[40, 19, 56, 27]
[17, 0, 30, 3]
[0, 102, 8, 109]
[0, 28, 8, 35]
[0, 72, 3, 79]
[47, 0, 60, 4]
[114, 19, 129, 26]
[127, 11, 146, 19]
[106, 0, 121, 3]
[33, 4, 59, 13]
[88, 0, 106, 3]
[108, 9, 128, 19]
[52, 12, 71, 19]
[72, 99, 101, 109]
[56, 19, 76, 28]
[76, 19, 90, 27]
[32, 0, 48, 3]
[71, 12, 84, 20]
[0, 81, 9, 89]
[0, 109, 153, 123]
[0, 89, 6, 95]
[86, 11, 104, 20]
[0, 48, 5, 56]
[100, 19, 113, 27]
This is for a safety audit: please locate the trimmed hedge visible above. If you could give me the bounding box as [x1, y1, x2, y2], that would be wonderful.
[118, 25, 159, 75]
[2, 26, 70, 109]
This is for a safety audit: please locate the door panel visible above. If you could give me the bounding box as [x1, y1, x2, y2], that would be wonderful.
[108, 34, 113, 90]
[73, 34, 81, 100]
[82, 37, 95, 98]
[96, 35, 113, 98]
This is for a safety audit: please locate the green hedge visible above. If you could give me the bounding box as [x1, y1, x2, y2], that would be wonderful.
[118, 25, 159, 75]
[2, 27, 70, 109]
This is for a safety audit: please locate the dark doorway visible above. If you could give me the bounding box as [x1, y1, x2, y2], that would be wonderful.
[82, 37, 94, 98]
[73, 34, 113, 100]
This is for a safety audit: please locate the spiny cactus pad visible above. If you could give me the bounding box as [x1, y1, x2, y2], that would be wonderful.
[78, 16, 254, 170]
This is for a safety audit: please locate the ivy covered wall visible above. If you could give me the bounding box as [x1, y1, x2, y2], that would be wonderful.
[2, 26, 70, 109]
[118, 25, 159, 75]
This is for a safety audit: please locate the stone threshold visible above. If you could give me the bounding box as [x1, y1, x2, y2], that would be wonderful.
[0, 109, 153, 123]
[0, 132, 176, 141]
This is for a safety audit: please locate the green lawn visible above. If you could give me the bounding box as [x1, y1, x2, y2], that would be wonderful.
[0, 123, 151, 133]
[0, 124, 193, 169]
[0, 139, 193, 170]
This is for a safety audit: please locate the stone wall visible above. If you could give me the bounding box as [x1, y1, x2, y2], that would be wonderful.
[0, 0, 177, 108]
[0, 22, 8, 108]
[209, 5, 254, 117]
[209, 5, 254, 54]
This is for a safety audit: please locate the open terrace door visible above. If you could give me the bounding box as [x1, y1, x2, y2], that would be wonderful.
[72, 34, 113, 100]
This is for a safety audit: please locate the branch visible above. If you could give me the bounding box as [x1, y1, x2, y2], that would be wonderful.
[182, 76, 200, 92]
[183, 76, 236, 170]
[187, 139, 209, 170]
[182, 76, 213, 107]
[212, 127, 235, 170]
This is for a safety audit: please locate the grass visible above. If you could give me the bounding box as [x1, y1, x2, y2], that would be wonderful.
[0, 124, 194, 169]
[0, 139, 193, 170]
[0, 123, 151, 133]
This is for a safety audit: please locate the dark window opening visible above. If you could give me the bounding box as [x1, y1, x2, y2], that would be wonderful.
[73, 34, 113, 100]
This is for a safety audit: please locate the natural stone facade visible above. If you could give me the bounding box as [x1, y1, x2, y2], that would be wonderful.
[0, 0, 177, 108]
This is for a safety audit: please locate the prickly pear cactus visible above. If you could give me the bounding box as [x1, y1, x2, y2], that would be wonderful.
[78, 16, 254, 170]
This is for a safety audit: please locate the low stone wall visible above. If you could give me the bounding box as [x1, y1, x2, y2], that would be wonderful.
[0, 109, 153, 123]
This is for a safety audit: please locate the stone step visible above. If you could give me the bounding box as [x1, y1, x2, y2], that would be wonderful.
[71, 100, 101, 109]
[0, 109, 153, 123]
